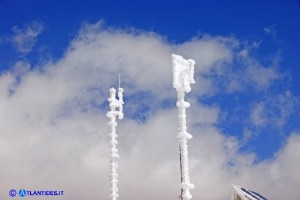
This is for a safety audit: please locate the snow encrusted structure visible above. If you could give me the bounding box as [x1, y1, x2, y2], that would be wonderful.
[232, 185, 268, 200]
[106, 87, 124, 200]
[172, 54, 196, 200]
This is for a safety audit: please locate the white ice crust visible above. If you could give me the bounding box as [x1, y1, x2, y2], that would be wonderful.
[106, 87, 124, 200]
[172, 54, 195, 200]
[172, 54, 195, 93]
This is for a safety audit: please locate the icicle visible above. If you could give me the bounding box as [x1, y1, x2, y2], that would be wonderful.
[172, 54, 195, 200]
[106, 85, 124, 200]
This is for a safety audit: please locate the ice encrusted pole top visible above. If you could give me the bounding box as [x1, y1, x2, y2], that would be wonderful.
[171, 54, 195, 93]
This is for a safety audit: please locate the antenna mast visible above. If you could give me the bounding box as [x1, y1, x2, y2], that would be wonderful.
[171, 54, 195, 200]
[106, 80, 124, 200]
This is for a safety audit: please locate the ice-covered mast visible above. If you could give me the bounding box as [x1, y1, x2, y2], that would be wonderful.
[172, 54, 195, 200]
[106, 76, 124, 200]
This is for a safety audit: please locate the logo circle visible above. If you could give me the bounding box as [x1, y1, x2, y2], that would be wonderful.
[19, 189, 26, 197]
[9, 189, 16, 197]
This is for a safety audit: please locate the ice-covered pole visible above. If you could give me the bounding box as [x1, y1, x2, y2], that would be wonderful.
[172, 54, 195, 200]
[106, 85, 124, 200]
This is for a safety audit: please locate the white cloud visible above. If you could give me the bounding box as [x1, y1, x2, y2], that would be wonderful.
[232, 55, 281, 93]
[251, 102, 266, 126]
[176, 37, 282, 95]
[245, 61, 280, 89]
[250, 91, 299, 128]
[264, 25, 276, 36]
[188, 99, 220, 126]
[177, 35, 238, 74]
[11, 21, 44, 54]
[242, 128, 254, 144]
[0, 22, 299, 200]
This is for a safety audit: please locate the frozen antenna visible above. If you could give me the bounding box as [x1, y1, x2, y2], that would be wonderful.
[106, 76, 124, 200]
[172, 54, 195, 200]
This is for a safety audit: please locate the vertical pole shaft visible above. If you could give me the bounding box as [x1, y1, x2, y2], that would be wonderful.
[176, 90, 194, 200]
[172, 54, 196, 200]
[108, 114, 119, 200]
[107, 87, 124, 200]
[180, 146, 183, 200]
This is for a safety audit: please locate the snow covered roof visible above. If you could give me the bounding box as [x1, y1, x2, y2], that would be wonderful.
[232, 185, 268, 200]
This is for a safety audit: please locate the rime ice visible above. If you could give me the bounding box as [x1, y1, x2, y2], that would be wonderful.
[106, 87, 124, 200]
[172, 54, 195, 200]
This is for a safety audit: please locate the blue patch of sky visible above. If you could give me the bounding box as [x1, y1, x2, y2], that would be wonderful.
[161, 98, 176, 109]
[198, 71, 299, 160]
[241, 129, 284, 162]
[1, 2, 299, 88]
[200, 92, 253, 132]
[124, 91, 153, 124]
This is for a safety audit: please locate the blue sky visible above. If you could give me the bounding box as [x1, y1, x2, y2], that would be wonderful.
[0, 1, 300, 199]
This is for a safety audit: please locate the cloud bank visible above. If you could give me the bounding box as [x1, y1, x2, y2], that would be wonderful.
[0, 21, 299, 200]
[11, 21, 44, 54]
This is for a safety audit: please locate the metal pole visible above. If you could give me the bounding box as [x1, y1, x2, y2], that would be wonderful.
[172, 54, 195, 200]
[179, 146, 183, 200]
[106, 87, 124, 200]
